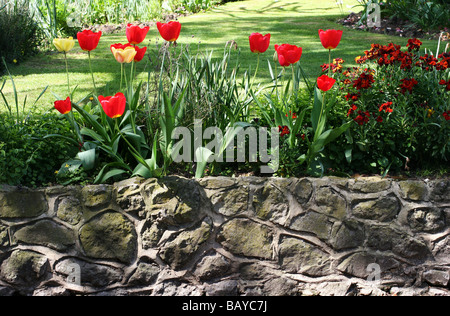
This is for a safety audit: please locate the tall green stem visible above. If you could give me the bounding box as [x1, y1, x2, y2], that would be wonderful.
[250, 53, 260, 91]
[64, 52, 71, 96]
[328, 49, 332, 77]
[291, 64, 296, 96]
[120, 63, 124, 92]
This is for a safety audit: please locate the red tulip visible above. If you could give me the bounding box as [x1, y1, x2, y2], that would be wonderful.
[317, 75, 336, 92]
[249, 33, 271, 54]
[99, 92, 126, 119]
[156, 21, 181, 42]
[110, 43, 131, 53]
[318, 29, 343, 50]
[133, 45, 147, 62]
[77, 30, 102, 51]
[274, 44, 302, 67]
[54, 97, 72, 115]
[111, 43, 146, 62]
[126, 23, 150, 45]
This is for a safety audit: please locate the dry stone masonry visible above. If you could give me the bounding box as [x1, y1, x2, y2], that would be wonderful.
[0, 176, 449, 296]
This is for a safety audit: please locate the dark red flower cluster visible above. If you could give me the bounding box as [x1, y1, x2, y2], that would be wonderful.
[379, 101, 393, 113]
[399, 78, 418, 94]
[364, 43, 400, 60]
[353, 72, 375, 90]
[443, 111, 450, 121]
[440, 79, 450, 91]
[279, 125, 290, 137]
[363, 42, 414, 69]
[354, 110, 371, 125]
[407, 38, 422, 52]
[437, 53, 450, 70]
[416, 54, 439, 71]
[345, 92, 359, 101]
[347, 104, 358, 117]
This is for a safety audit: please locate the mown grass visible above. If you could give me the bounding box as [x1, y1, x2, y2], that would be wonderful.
[0, 0, 443, 114]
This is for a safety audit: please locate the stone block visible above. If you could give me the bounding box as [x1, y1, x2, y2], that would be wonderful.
[423, 270, 449, 287]
[0, 250, 49, 286]
[252, 180, 289, 225]
[352, 196, 400, 222]
[56, 196, 83, 225]
[79, 211, 137, 264]
[81, 185, 112, 208]
[407, 207, 445, 233]
[55, 258, 123, 288]
[159, 218, 212, 270]
[330, 220, 364, 251]
[128, 261, 160, 286]
[315, 187, 347, 220]
[217, 219, 273, 260]
[13, 220, 75, 251]
[399, 181, 428, 201]
[0, 188, 47, 219]
[289, 211, 333, 241]
[194, 252, 231, 281]
[278, 236, 331, 276]
[352, 177, 391, 193]
[336, 252, 399, 279]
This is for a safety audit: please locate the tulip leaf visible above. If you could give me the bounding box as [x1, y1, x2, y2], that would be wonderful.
[195, 147, 214, 179]
[311, 86, 324, 130]
[94, 162, 130, 184]
[76, 148, 96, 171]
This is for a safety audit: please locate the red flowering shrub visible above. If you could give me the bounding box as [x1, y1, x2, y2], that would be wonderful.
[399, 78, 418, 94]
[323, 39, 449, 174]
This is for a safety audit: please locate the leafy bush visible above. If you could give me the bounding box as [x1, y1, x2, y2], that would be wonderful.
[383, 0, 450, 31]
[0, 0, 42, 72]
[322, 39, 450, 175]
[0, 113, 78, 186]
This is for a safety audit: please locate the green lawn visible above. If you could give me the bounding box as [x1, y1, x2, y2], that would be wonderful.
[0, 0, 442, 114]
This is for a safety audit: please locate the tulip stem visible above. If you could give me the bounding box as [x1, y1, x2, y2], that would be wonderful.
[291, 64, 296, 96]
[88, 51, 98, 97]
[120, 64, 124, 92]
[64, 52, 71, 96]
[251, 53, 260, 92]
[328, 49, 332, 77]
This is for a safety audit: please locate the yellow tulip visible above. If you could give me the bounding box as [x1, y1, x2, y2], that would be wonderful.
[53, 37, 75, 53]
[111, 46, 137, 64]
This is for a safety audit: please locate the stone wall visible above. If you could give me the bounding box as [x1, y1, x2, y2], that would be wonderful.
[0, 176, 449, 296]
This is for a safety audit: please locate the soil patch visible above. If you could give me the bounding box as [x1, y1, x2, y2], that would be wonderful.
[339, 11, 450, 42]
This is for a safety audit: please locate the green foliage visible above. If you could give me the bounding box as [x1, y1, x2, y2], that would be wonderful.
[180, 0, 216, 13]
[383, 0, 449, 31]
[0, 0, 43, 72]
[0, 112, 77, 186]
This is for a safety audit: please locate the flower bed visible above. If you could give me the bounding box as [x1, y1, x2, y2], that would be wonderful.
[1, 17, 449, 187]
